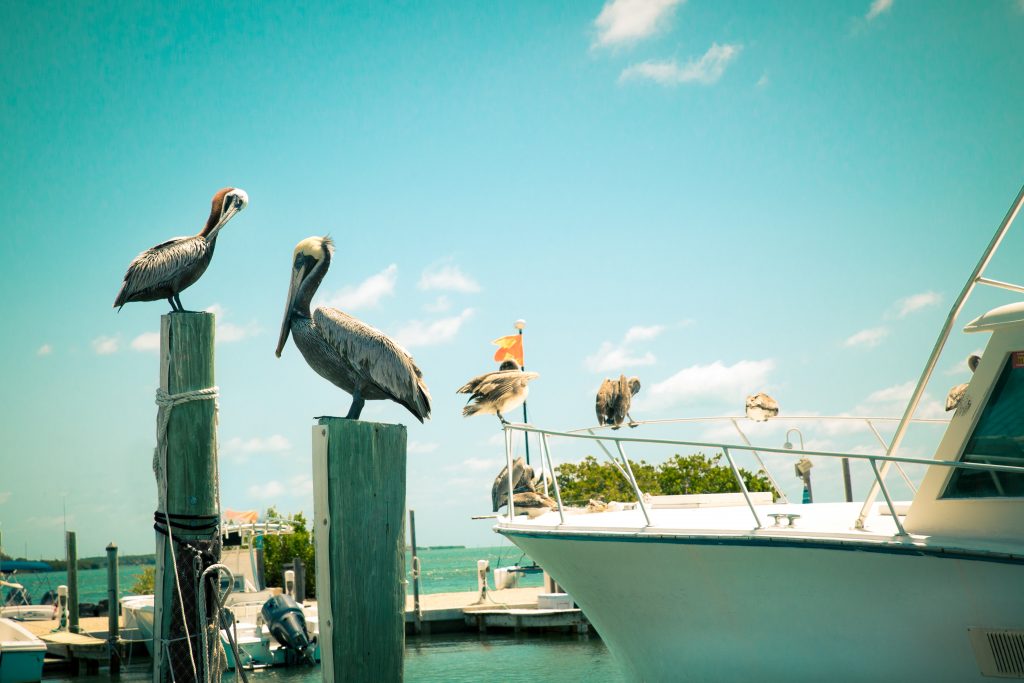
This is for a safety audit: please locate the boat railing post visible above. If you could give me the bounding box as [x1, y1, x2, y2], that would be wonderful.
[866, 419, 917, 494]
[586, 428, 630, 480]
[540, 434, 566, 525]
[613, 441, 652, 527]
[868, 458, 907, 536]
[505, 426, 516, 520]
[730, 418, 789, 503]
[722, 447, 762, 530]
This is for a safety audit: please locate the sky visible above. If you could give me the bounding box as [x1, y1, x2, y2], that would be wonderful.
[2, 0, 1024, 559]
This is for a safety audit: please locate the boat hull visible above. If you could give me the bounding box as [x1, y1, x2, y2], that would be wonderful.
[500, 530, 1024, 682]
[0, 619, 46, 683]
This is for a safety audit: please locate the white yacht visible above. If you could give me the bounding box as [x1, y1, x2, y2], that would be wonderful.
[496, 187, 1024, 682]
[0, 618, 46, 683]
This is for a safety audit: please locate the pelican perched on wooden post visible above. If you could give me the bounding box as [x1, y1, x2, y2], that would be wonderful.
[114, 187, 248, 312]
[745, 392, 779, 422]
[458, 359, 539, 426]
[596, 375, 642, 429]
[946, 354, 982, 411]
[275, 236, 432, 423]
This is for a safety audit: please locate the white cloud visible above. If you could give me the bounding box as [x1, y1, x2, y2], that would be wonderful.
[844, 327, 888, 348]
[643, 359, 775, 409]
[223, 435, 291, 454]
[131, 332, 160, 352]
[623, 325, 665, 343]
[892, 291, 940, 318]
[462, 457, 500, 473]
[248, 480, 284, 500]
[205, 304, 262, 343]
[585, 342, 656, 373]
[865, 381, 915, 404]
[866, 0, 892, 20]
[92, 335, 120, 355]
[323, 264, 398, 311]
[756, 71, 769, 89]
[418, 265, 480, 293]
[0, 491, 10, 504]
[36, 344, 52, 357]
[395, 308, 474, 348]
[424, 296, 452, 313]
[620, 43, 742, 86]
[593, 0, 684, 48]
[408, 441, 440, 455]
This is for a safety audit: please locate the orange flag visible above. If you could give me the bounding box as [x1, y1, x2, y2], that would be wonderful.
[492, 334, 524, 366]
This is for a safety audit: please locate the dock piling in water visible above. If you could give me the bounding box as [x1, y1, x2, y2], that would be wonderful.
[153, 311, 220, 683]
[313, 418, 406, 683]
[66, 531, 79, 634]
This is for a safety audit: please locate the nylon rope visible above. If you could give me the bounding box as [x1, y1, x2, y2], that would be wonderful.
[154, 384, 220, 681]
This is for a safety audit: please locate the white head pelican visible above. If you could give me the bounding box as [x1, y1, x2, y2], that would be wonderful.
[275, 236, 432, 423]
[114, 187, 248, 312]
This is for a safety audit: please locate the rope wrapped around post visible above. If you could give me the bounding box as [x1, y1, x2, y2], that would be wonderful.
[153, 384, 220, 682]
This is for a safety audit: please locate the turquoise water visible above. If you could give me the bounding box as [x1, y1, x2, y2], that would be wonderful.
[17, 545, 626, 682]
[10, 545, 543, 604]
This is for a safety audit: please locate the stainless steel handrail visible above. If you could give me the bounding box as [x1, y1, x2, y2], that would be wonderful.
[501, 420, 1024, 534]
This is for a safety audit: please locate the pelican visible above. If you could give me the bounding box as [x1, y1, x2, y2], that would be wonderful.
[596, 375, 642, 429]
[114, 187, 248, 312]
[458, 359, 539, 426]
[946, 354, 982, 412]
[745, 392, 779, 422]
[491, 456, 537, 512]
[275, 236, 432, 423]
[508, 491, 558, 518]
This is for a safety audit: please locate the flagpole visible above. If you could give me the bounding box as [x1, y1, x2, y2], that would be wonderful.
[514, 319, 529, 466]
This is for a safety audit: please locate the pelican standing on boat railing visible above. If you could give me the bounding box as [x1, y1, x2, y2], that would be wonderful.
[275, 236, 432, 422]
[745, 392, 779, 422]
[114, 187, 248, 312]
[596, 375, 642, 429]
[458, 359, 539, 427]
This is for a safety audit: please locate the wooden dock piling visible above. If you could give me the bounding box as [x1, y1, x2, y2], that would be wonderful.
[313, 418, 406, 683]
[66, 531, 79, 634]
[409, 509, 423, 635]
[106, 542, 120, 675]
[153, 312, 220, 683]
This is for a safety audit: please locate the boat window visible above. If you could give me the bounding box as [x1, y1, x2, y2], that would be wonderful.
[943, 355, 1024, 498]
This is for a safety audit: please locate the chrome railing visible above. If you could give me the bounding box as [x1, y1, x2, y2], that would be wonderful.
[500, 416, 1024, 537]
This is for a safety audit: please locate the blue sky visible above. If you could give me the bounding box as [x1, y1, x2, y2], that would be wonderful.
[2, 0, 1024, 558]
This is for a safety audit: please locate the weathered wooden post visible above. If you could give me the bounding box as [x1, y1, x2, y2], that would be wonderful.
[66, 531, 79, 634]
[152, 312, 220, 683]
[408, 509, 423, 636]
[107, 542, 120, 675]
[313, 419, 406, 682]
[293, 556, 306, 602]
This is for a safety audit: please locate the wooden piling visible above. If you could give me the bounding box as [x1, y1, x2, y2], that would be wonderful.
[293, 556, 306, 602]
[66, 531, 79, 634]
[106, 542, 120, 675]
[409, 509, 422, 635]
[313, 419, 406, 683]
[153, 312, 219, 683]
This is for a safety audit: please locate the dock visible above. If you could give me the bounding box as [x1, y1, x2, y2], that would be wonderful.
[21, 616, 116, 674]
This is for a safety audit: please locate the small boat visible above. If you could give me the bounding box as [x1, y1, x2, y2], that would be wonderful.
[0, 618, 46, 683]
[495, 185, 1024, 681]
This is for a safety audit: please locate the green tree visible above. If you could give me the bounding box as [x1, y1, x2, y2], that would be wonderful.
[131, 567, 156, 595]
[555, 452, 773, 505]
[262, 508, 316, 599]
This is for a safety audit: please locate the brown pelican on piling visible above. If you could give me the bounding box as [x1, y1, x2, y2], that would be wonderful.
[596, 375, 642, 429]
[457, 359, 539, 426]
[946, 354, 982, 411]
[275, 236, 432, 422]
[114, 187, 248, 312]
[745, 392, 779, 422]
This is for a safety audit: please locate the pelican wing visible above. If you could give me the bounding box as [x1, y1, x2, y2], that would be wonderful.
[459, 370, 539, 401]
[596, 379, 616, 424]
[314, 307, 432, 421]
[115, 236, 201, 306]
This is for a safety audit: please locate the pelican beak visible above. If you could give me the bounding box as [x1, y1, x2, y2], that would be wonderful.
[276, 261, 305, 357]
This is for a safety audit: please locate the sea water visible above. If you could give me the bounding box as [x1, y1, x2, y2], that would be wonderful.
[12, 545, 626, 682]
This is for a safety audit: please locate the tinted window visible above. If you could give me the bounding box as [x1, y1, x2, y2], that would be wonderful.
[944, 355, 1024, 498]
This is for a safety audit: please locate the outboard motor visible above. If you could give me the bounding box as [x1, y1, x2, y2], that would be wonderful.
[40, 589, 58, 605]
[261, 594, 312, 657]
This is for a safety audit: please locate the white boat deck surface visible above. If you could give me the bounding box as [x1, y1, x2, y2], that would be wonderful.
[502, 500, 1024, 559]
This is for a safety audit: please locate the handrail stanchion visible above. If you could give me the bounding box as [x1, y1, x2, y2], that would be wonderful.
[587, 428, 630, 480]
[866, 420, 917, 494]
[722, 447, 762, 529]
[869, 458, 907, 537]
[504, 426, 516, 520]
[856, 182, 1024, 530]
[730, 418, 789, 503]
[540, 434, 566, 525]
[613, 441, 652, 527]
